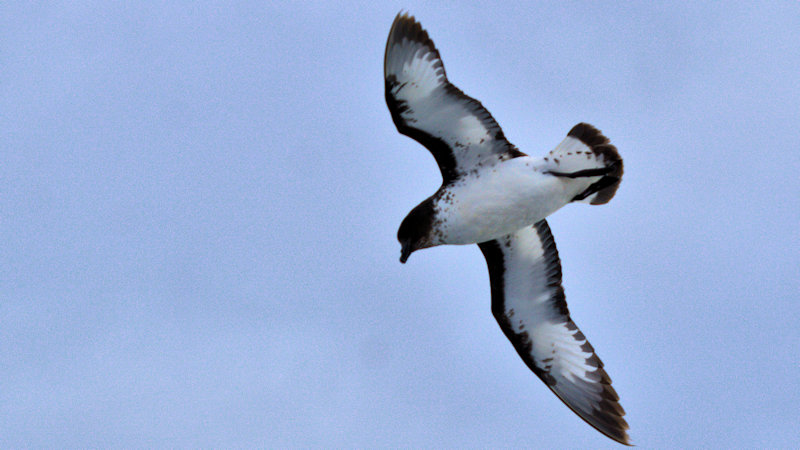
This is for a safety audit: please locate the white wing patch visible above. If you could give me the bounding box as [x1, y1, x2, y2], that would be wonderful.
[393, 49, 444, 101]
[501, 225, 598, 384]
[457, 114, 488, 144]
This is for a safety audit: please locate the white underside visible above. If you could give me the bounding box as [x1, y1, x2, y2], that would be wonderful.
[434, 156, 600, 245]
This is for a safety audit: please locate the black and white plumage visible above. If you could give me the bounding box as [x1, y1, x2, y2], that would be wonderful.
[479, 222, 628, 444]
[384, 13, 630, 445]
[384, 15, 523, 185]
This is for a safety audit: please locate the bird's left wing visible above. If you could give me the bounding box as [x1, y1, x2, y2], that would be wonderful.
[478, 221, 630, 445]
[384, 13, 523, 184]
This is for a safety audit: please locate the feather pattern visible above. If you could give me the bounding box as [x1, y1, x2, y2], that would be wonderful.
[384, 13, 523, 184]
[479, 221, 630, 445]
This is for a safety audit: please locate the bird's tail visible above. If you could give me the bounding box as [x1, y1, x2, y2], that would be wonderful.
[545, 123, 623, 205]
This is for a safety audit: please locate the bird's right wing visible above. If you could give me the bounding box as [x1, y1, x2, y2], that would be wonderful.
[478, 220, 630, 445]
[384, 13, 523, 184]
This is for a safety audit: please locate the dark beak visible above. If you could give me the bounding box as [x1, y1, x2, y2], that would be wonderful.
[399, 241, 412, 264]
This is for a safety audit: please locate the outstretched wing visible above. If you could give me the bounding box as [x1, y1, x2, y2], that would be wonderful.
[384, 13, 523, 184]
[478, 221, 630, 445]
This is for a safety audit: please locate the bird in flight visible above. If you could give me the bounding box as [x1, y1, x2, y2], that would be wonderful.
[384, 13, 630, 445]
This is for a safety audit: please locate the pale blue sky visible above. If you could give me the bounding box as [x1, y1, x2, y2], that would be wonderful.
[2, 1, 799, 448]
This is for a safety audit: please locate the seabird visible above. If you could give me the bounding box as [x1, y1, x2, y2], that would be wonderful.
[384, 13, 630, 445]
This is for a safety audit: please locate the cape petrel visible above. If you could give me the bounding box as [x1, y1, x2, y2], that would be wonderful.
[384, 13, 630, 445]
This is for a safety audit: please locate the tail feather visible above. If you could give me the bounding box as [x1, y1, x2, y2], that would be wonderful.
[546, 123, 623, 205]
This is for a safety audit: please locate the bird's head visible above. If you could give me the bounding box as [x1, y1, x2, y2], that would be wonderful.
[397, 198, 436, 263]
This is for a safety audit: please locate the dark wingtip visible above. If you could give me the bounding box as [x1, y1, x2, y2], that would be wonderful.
[387, 11, 431, 51]
[385, 11, 444, 80]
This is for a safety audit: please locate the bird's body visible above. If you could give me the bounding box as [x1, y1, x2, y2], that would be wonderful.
[384, 13, 631, 445]
[433, 158, 566, 244]
[420, 157, 577, 245]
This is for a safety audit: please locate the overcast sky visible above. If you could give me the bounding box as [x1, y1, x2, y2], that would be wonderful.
[2, 1, 799, 448]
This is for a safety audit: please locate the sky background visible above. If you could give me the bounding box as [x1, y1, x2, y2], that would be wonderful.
[2, 1, 799, 448]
